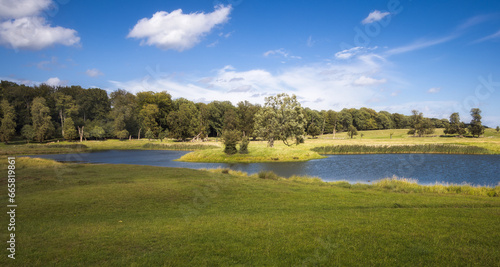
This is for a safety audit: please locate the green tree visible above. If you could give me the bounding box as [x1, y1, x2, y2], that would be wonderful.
[145, 129, 155, 141]
[496, 126, 499, 133]
[158, 129, 169, 142]
[54, 92, 78, 138]
[90, 126, 105, 140]
[167, 101, 199, 140]
[116, 129, 129, 140]
[376, 111, 393, 129]
[110, 89, 139, 138]
[237, 100, 260, 138]
[31, 97, 53, 142]
[139, 104, 160, 136]
[444, 112, 466, 135]
[0, 99, 16, 143]
[254, 93, 306, 147]
[223, 130, 240, 155]
[136, 91, 173, 129]
[307, 122, 321, 139]
[347, 125, 358, 139]
[63, 117, 78, 140]
[223, 108, 239, 131]
[325, 110, 339, 138]
[21, 124, 35, 143]
[468, 108, 485, 137]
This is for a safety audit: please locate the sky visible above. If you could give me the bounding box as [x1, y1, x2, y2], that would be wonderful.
[1, 0, 499, 126]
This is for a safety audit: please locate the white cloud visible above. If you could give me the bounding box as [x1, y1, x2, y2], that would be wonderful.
[0, 0, 51, 19]
[0, 11, 80, 50]
[86, 68, 104, 77]
[428, 87, 441, 94]
[353, 75, 386, 86]
[362, 10, 390, 24]
[127, 5, 231, 51]
[44, 77, 64, 86]
[110, 55, 391, 111]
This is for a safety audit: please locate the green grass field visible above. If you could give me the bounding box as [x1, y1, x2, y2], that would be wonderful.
[1, 157, 498, 266]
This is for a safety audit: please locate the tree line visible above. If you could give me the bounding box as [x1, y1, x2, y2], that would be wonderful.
[0, 81, 489, 145]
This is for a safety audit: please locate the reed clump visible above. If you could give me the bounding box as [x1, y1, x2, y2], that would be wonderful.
[311, 144, 490, 154]
[143, 143, 219, 150]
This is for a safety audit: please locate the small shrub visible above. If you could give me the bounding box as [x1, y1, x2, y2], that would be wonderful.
[223, 130, 240, 155]
[258, 170, 280, 180]
[239, 136, 249, 154]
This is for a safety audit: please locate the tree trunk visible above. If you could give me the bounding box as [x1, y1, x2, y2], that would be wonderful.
[321, 117, 325, 136]
[77, 126, 84, 142]
[333, 121, 337, 139]
[138, 128, 141, 140]
[60, 110, 65, 137]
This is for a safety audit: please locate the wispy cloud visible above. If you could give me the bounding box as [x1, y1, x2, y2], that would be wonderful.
[335, 46, 378, 59]
[86, 68, 104, 77]
[110, 55, 392, 111]
[353, 75, 386, 86]
[385, 34, 457, 56]
[263, 48, 301, 59]
[472, 29, 500, 44]
[362, 10, 390, 24]
[427, 87, 441, 94]
[306, 35, 315, 47]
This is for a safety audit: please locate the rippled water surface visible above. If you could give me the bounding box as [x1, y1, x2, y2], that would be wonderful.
[28, 150, 500, 186]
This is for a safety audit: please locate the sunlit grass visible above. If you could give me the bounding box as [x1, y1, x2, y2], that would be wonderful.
[1, 158, 498, 266]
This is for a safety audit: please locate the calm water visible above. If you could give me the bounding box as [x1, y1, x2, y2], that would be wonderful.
[27, 150, 500, 186]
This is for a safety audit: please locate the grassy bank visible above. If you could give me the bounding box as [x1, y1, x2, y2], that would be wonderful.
[1, 157, 499, 266]
[311, 144, 491, 154]
[178, 144, 325, 163]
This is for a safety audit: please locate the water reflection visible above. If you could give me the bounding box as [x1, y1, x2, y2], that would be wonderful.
[27, 150, 500, 187]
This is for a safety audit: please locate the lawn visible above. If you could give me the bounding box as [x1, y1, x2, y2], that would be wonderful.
[0, 157, 499, 266]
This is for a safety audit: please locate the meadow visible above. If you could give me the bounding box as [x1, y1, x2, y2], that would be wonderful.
[0, 157, 499, 266]
[1, 128, 499, 165]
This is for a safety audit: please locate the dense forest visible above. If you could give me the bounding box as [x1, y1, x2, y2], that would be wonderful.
[0, 80, 487, 144]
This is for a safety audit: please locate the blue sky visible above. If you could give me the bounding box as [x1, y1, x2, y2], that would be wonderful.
[1, 0, 499, 126]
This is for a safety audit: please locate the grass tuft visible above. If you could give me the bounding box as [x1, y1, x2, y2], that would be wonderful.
[374, 176, 500, 196]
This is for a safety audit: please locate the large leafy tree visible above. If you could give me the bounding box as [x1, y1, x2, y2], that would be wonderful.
[408, 110, 435, 137]
[78, 88, 110, 122]
[54, 92, 78, 138]
[31, 97, 53, 142]
[110, 89, 138, 138]
[208, 101, 234, 138]
[0, 99, 16, 143]
[139, 104, 160, 136]
[444, 112, 466, 135]
[136, 91, 172, 129]
[167, 101, 199, 140]
[468, 108, 485, 137]
[254, 93, 306, 147]
[63, 117, 78, 140]
[236, 100, 260, 138]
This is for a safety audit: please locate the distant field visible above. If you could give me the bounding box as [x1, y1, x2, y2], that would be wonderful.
[1, 128, 499, 160]
[0, 157, 498, 266]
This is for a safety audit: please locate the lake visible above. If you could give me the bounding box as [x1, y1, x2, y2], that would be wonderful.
[27, 150, 500, 186]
